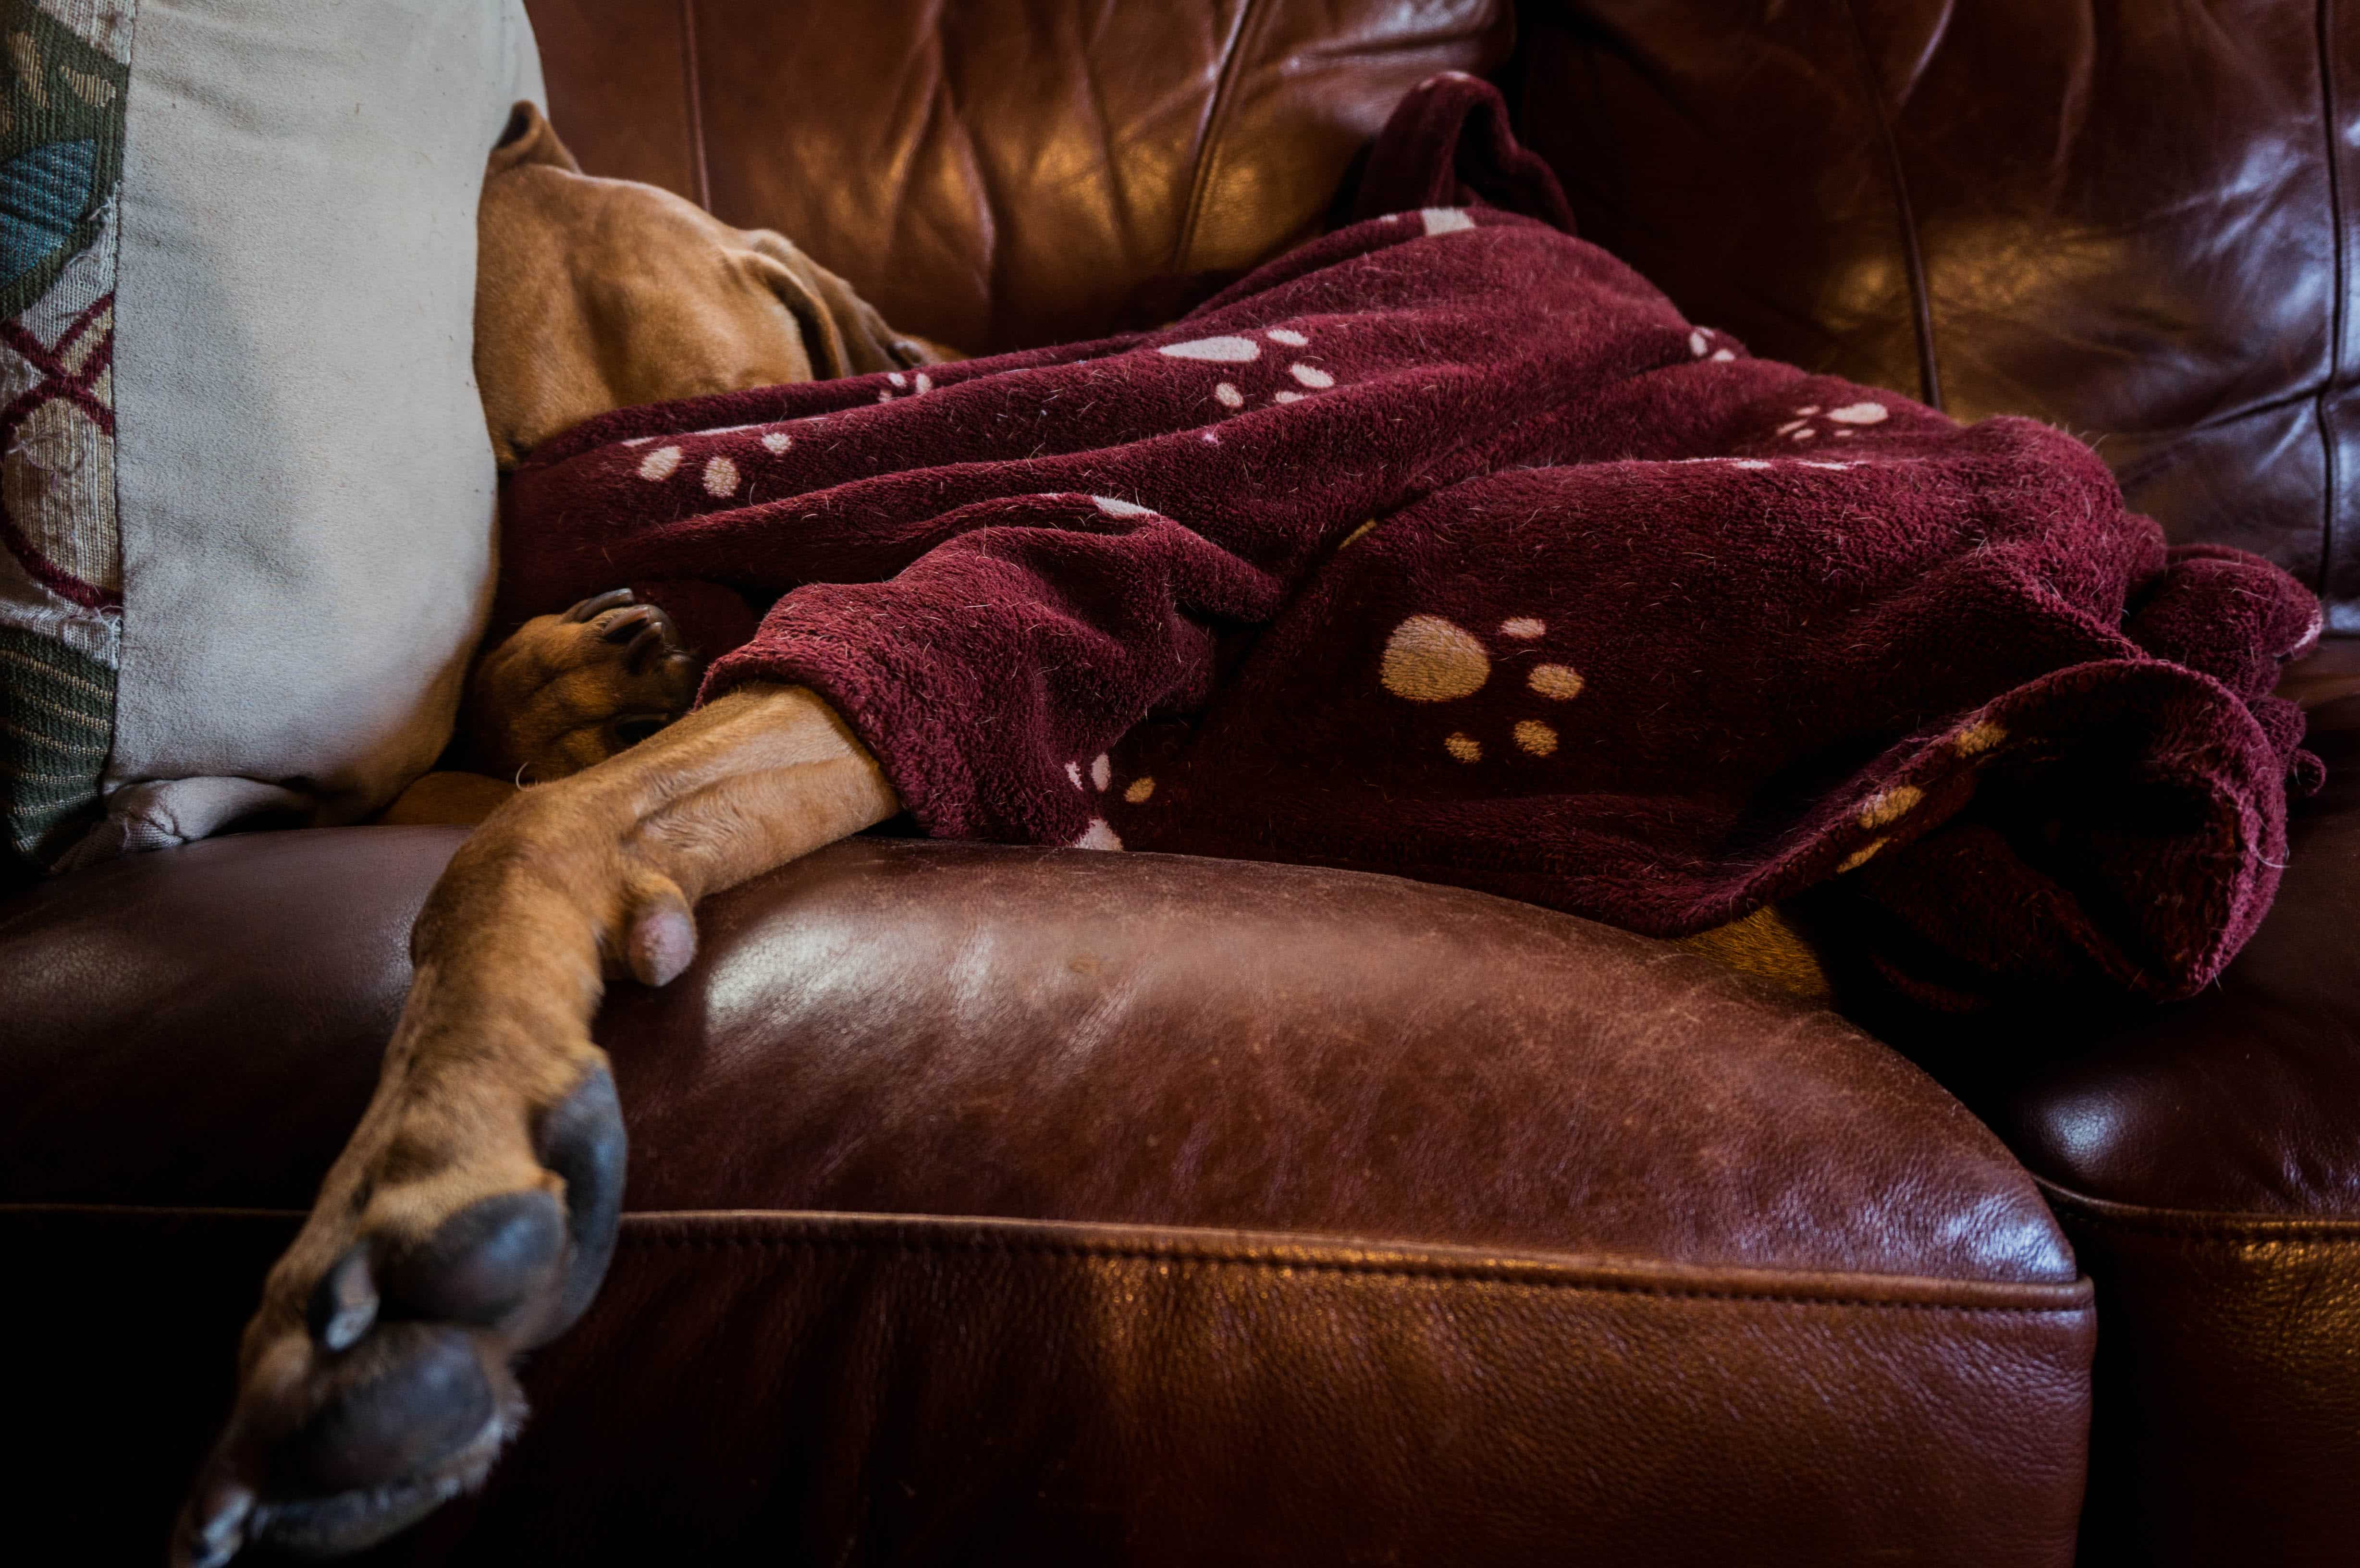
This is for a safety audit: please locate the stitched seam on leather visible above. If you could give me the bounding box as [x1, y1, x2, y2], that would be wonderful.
[2052, 1207, 2360, 1242]
[2316, 0, 2345, 601]
[2040, 1181, 2360, 1239]
[615, 1230, 2090, 1314]
[1173, 0, 1269, 274]
[679, 0, 713, 211]
[1837, 0, 1942, 411]
[0, 1205, 2088, 1312]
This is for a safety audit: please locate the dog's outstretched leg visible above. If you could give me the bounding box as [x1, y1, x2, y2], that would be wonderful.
[172, 683, 897, 1566]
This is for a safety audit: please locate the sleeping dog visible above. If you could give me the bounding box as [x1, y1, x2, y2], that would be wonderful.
[173, 105, 1866, 1564]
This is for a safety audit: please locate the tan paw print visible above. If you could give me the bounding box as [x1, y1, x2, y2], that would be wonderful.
[1379, 614, 1585, 763]
[1835, 718, 2010, 871]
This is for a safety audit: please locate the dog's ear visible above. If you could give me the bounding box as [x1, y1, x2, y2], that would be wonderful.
[745, 245, 854, 382]
[743, 232, 939, 380]
[489, 100, 582, 177]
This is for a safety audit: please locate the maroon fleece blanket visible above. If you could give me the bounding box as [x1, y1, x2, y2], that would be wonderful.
[504, 75, 2323, 1010]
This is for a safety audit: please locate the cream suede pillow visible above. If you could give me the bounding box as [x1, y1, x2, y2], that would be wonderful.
[0, 0, 539, 874]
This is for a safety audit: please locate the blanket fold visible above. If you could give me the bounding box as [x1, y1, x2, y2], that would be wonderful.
[504, 75, 2321, 1010]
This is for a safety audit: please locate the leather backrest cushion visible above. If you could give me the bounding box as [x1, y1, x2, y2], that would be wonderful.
[522, 0, 1512, 356]
[1515, 0, 2360, 633]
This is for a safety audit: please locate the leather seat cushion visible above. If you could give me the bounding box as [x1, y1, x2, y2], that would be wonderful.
[3, 830, 2091, 1563]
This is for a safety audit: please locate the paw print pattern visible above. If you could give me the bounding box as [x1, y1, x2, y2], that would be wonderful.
[629, 377, 930, 488]
[1065, 749, 1146, 849]
[629, 441, 748, 498]
[1773, 400, 1888, 445]
[1687, 327, 1738, 364]
[1832, 718, 2009, 874]
[1161, 326, 1339, 413]
[1159, 336, 1261, 363]
[1837, 784, 1923, 873]
[1379, 614, 1585, 763]
[629, 420, 811, 491]
[1952, 718, 2007, 756]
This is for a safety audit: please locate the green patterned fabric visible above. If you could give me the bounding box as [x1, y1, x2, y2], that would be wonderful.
[0, 4, 132, 320]
[0, 0, 133, 878]
[0, 624, 110, 864]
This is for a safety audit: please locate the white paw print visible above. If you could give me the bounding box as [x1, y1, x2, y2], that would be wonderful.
[1164, 326, 1337, 411]
[1774, 400, 1888, 444]
[1064, 749, 1155, 849]
[1378, 614, 1584, 764]
[632, 444, 744, 489]
[1688, 327, 1738, 364]
[630, 422, 800, 485]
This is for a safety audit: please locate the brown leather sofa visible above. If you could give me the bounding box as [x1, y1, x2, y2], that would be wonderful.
[6, 4, 2354, 1564]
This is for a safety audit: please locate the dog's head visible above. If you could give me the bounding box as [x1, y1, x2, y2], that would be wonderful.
[474, 101, 946, 468]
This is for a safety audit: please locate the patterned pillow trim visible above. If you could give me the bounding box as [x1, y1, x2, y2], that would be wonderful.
[0, 0, 134, 876]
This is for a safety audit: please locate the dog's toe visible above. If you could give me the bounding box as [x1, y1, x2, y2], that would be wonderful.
[175, 1067, 626, 1564]
[175, 1327, 512, 1565]
[561, 587, 638, 623]
[624, 617, 678, 675]
[594, 602, 657, 644]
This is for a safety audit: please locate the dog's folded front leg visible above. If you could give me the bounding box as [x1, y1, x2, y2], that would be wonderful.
[174, 684, 897, 1567]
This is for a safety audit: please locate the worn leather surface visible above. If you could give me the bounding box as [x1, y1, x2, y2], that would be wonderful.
[525, 0, 1514, 355]
[598, 839, 2080, 1283]
[1981, 687, 2360, 1564]
[1, 831, 2091, 1563]
[2036, 1195, 2358, 1568]
[1, 830, 2066, 1294]
[0, 824, 439, 1208]
[1516, 0, 2360, 632]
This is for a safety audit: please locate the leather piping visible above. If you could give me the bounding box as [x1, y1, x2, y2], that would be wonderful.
[2039, 1178, 2360, 1239]
[1838, 0, 1943, 411]
[0, 1203, 2094, 1313]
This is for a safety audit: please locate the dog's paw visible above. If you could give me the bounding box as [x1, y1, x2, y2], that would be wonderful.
[173, 1064, 626, 1566]
[469, 588, 705, 782]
